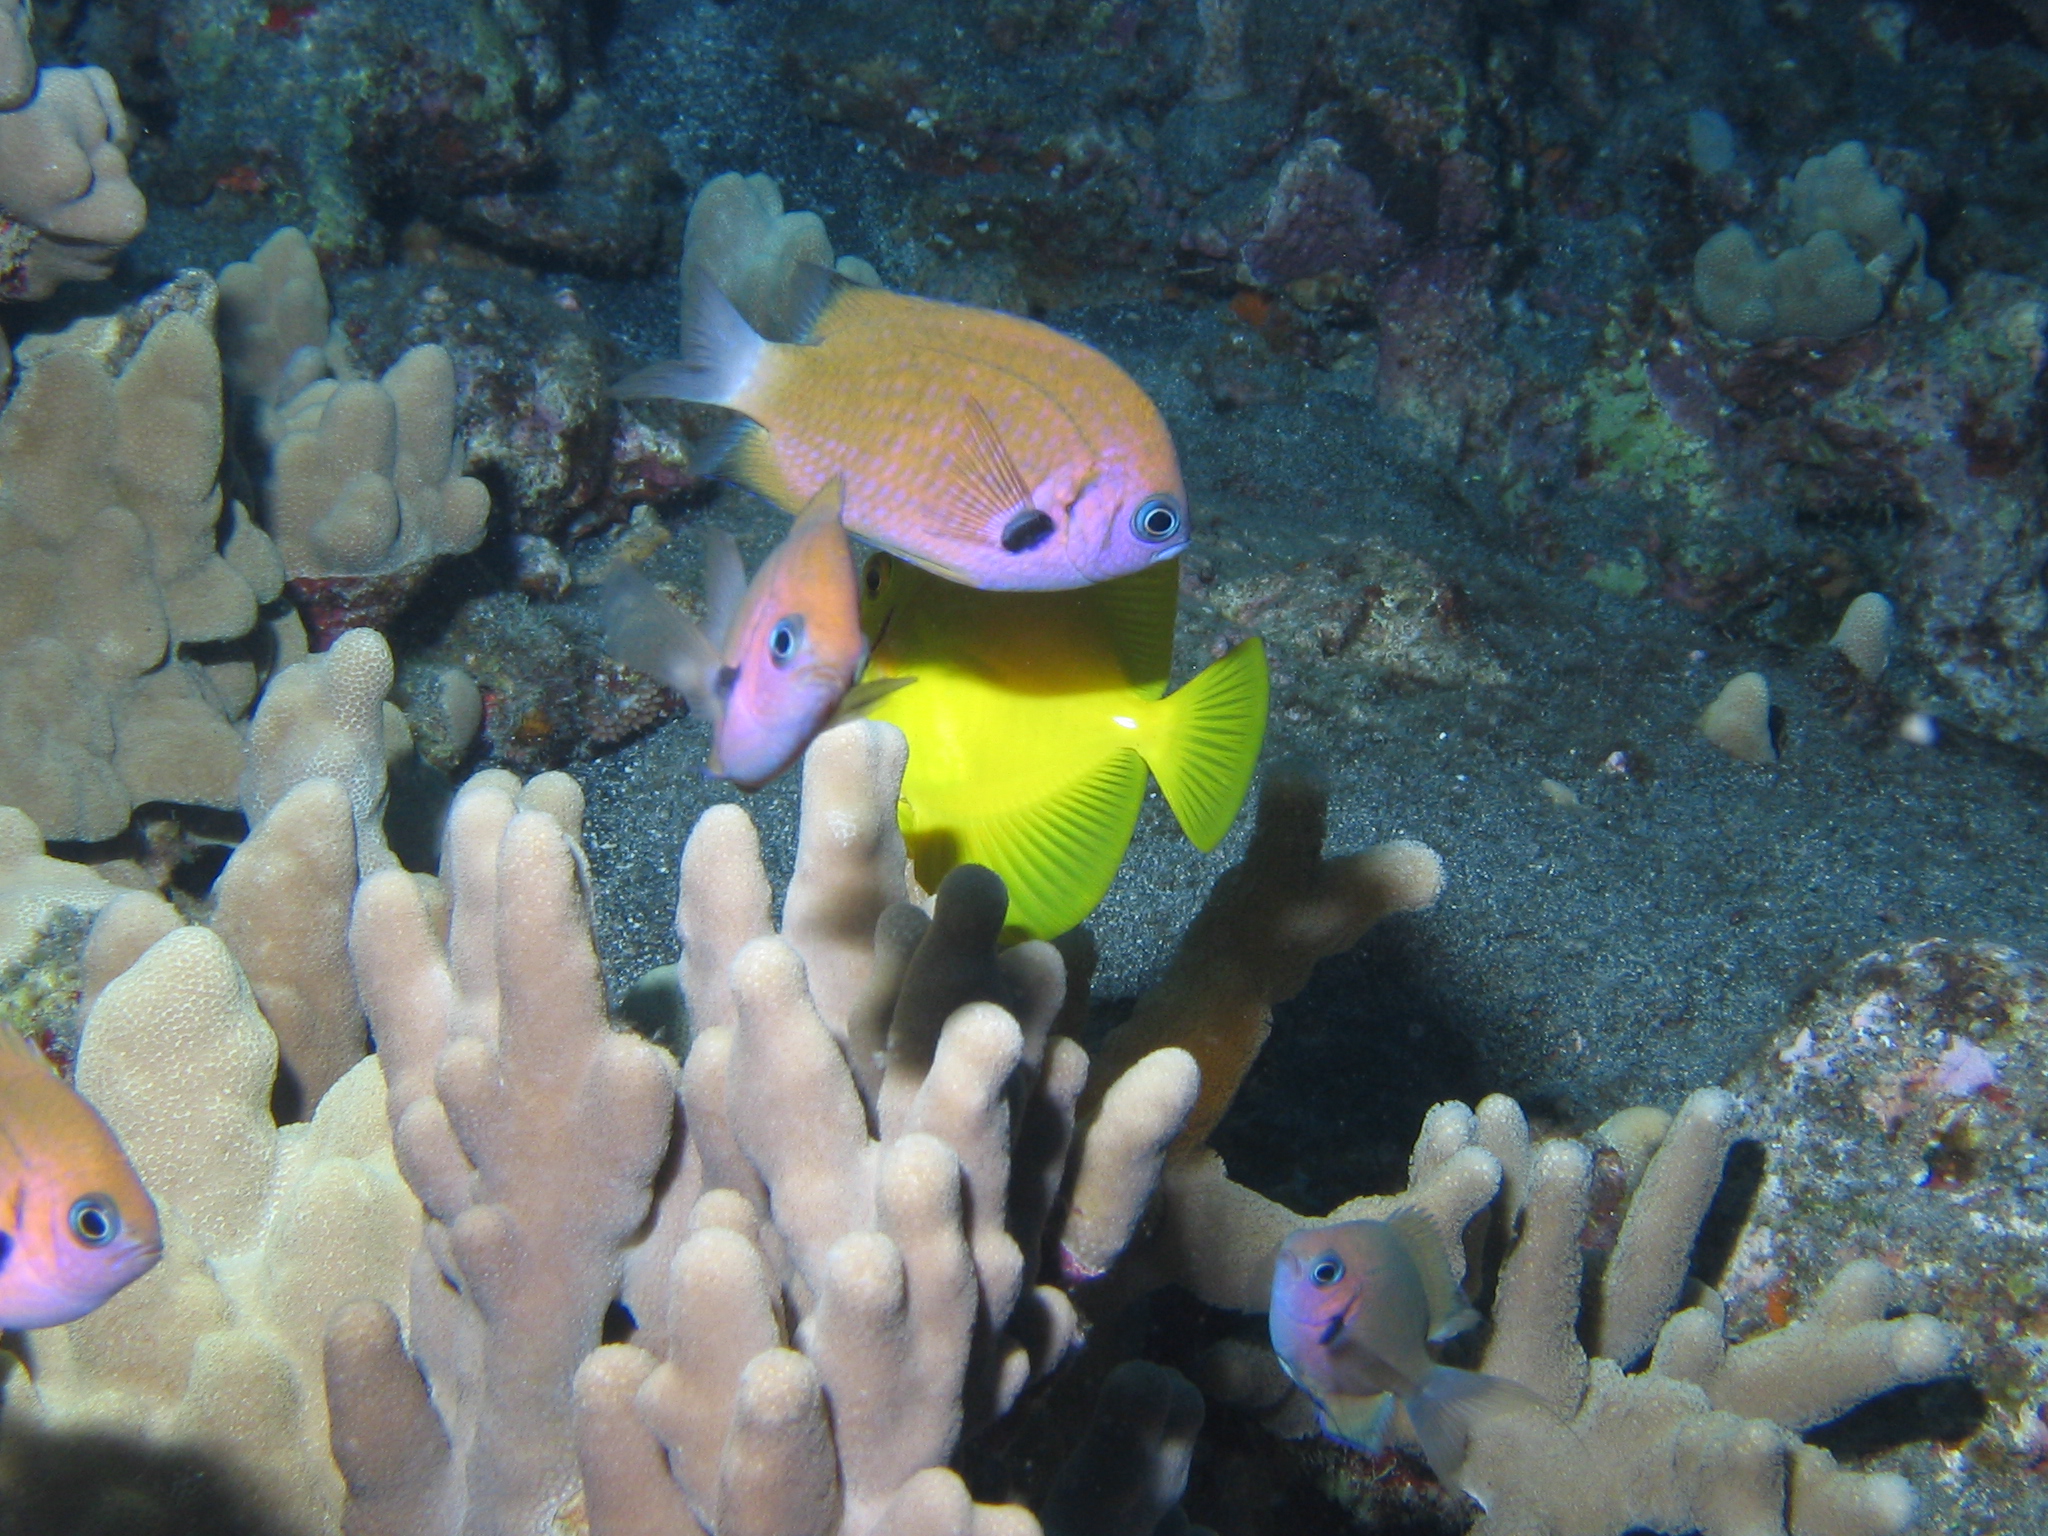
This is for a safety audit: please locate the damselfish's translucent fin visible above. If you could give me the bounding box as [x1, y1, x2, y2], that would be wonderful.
[915, 750, 1148, 942]
[832, 675, 916, 720]
[600, 565, 720, 722]
[1319, 1391, 1399, 1455]
[1142, 637, 1269, 851]
[701, 529, 748, 648]
[1386, 1207, 1483, 1343]
[611, 276, 767, 408]
[802, 275, 894, 343]
[0, 1017, 46, 1064]
[785, 261, 852, 343]
[719, 424, 803, 511]
[1407, 1367, 1553, 1491]
[1084, 558, 1180, 697]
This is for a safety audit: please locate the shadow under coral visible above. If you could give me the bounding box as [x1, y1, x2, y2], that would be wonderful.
[1206, 921, 1493, 1215]
[0, 1415, 295, 1536]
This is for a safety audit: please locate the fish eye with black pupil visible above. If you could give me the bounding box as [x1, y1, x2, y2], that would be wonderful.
[769, 616, 805, 663]
[1311, 1255, 1344, 1286]
[69, 1195, 119, 1247]
[1132, 496, 1181, 543]
[864, 557, 885, 594]
[1002, 509, 1056, 553]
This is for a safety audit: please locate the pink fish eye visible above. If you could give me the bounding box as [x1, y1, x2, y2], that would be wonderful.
[1310, 1254, 1345, 1287]
[768, 616, 805, 665]
[68, 1194, 121, 1247]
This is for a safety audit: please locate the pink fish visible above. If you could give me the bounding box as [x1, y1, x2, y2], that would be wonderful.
[601, 480, 869, 789]
[0, 1025, 160, 1329]
[1270, 1211, 1537, 1487]
[615, 270, 1189, 591]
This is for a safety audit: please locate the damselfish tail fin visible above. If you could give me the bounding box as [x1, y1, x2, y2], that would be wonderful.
[600, 565, 721, 723]
[1408, 1367, 1553, 1493]
[1143, 637, 1269, 851]
[611, 276, 767, 409]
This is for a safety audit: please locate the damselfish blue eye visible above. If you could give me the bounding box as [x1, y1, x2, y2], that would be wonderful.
[69, 1195, 120, 1247]
[1132, 496, 1182, 544]
[1310, 1255, 1344, 1287]
[768, 616, 805, 664]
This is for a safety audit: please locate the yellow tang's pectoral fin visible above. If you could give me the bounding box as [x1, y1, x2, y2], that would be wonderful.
[924, 749, 1149, 943]
[1143, 636, 1270, 852]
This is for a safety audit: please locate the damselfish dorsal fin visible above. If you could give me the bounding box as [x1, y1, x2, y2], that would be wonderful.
[785, 261, 855, 343]
[1386, 1207, 1482, 1343]
[1141, 637, 1268, 852]
[800, 273, 897, 343]
[913, 749, 1149, 943]
[700, 529, 748, 649]
[600, 565, 721, 723]
[1086, 558, 1180, 696]
[0, 1022, 48, 1067]
[612, 276, 768, 410]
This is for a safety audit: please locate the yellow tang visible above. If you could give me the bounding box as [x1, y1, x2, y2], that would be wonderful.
[859, 553, 1268, 942]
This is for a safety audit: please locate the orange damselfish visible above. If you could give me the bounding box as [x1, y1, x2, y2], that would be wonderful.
[616, 271, 1190, 592]
[0, 1025, 160, 1329]
[600, 481, 871, 790]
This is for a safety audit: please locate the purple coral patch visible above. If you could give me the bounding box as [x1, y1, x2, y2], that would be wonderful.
[1934, 1037, 2000, 1096]
[1241, 139, 1406, 287]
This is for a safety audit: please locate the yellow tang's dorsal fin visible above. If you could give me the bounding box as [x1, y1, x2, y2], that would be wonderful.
[1088, 558, 1181, 697]
[1141, 636, 1268, 851]
[1386, 1207, 1482, 1343]
[924, 749, 1149, 943]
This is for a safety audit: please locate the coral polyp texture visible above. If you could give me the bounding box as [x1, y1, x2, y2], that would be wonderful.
[1693, 142, 1944, 345]
[0, 0, 144, 300]
[219, 229, 490, 641]
[0, 275, 297, 841]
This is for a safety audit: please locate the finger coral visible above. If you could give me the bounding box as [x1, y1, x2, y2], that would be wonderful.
[218, 229, 491, 640]
[0, 0, 145, 301]
[0, 274, 298, 841]
[199, 704, 1200, 1536]
[1693, 142, 1945, 344]
[1199, 1091, 1961, 1536]
[543, 720, 1197, 1533]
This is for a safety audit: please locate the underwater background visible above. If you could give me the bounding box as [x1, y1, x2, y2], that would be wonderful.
[4, 0, 2048, 1530]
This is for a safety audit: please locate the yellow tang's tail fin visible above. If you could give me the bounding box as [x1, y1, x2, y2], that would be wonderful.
[921, 749, 1149, 943]
[1143, 637, 1269, 852]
